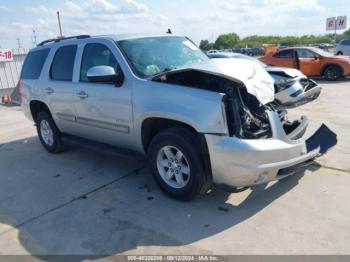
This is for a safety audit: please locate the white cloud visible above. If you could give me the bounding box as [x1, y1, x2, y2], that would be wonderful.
[26, 5, 56, 15]
[0, 5, 9, 11]
[0, 0, 342, 48]
[10, 0, 155, 46]
[173, 0, 332, 43]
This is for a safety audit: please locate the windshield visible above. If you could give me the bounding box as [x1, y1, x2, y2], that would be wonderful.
[309, 47, 334, 57]
[118, 36, 209, 78]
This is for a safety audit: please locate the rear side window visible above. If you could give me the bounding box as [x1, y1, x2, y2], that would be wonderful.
[274, 50, 293, 58]
[50, 45, 77, 81]
[21, 49, 50, 79]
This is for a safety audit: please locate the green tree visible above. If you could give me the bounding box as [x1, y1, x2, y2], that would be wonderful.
[214, 33, 240, 50]
[199, 39, 214, 51]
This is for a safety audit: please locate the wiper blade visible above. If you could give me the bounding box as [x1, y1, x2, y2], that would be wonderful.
[151, 67, 177, 79]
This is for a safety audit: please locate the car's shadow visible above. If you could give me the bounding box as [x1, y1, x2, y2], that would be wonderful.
[0, 136, 321, 259]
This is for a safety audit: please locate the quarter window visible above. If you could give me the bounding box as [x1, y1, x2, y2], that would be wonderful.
[21, 49, 50, 79]
[50, 45, 77, 81]
[80, 43, 121, 82]
[274, 50, 293, 58]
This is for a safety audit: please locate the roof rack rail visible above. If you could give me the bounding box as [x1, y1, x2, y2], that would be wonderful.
[37, 35, 91, 46]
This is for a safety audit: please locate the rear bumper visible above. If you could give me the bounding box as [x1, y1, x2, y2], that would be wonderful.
[205, 111, 337, 188]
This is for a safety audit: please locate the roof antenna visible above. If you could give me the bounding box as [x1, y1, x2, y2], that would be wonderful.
[166, 28, 172, 34]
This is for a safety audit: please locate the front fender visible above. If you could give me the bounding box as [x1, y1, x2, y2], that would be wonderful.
[133, 81, 228, 152]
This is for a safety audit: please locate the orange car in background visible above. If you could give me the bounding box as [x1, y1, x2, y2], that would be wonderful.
[260, 47, 350, 81]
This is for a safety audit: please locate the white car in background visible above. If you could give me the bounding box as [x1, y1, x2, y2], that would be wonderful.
[335, 39, 350, 56]
[207, 52, 321, 108]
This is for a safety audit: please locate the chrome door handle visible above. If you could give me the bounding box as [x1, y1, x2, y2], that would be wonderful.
[45, 87, 54, 94]
[76, 91, 88, 99]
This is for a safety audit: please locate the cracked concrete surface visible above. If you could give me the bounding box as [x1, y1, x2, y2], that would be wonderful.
[0, 81, 349, 257]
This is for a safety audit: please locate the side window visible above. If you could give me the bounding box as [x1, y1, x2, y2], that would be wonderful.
[274, 50, 293, 58]
[80, 43, 120, 82]
[21, 49, 50, 79]
[296, 49, 316, 58]
[50, 45, 77, 81]
[343, 39, 350, 45]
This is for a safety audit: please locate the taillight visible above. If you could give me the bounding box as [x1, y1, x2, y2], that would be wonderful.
[17, 80, 22, 104]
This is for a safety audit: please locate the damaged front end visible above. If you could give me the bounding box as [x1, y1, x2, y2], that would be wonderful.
[153, 62, 337, 188]
[154, 68, 273, 140]
[269, 69, 322, 108]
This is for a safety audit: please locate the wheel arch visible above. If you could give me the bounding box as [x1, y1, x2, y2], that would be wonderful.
[321, 63, 344, 77]
[141, 117, 199, 154]
[29, 100, 52, 122]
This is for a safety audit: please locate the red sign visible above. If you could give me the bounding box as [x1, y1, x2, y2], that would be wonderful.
[337, 16, 347, 30]
[326, 16, 347, 31]
[0, 49, 13, 62]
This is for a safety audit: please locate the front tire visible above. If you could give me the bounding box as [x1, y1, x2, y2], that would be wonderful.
[148, 127, 210, 201]
[36, 111, 66, 153]
[323, 65, 342, 81]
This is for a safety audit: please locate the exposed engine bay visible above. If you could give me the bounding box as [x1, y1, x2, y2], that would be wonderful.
[154, 70, 279, 139]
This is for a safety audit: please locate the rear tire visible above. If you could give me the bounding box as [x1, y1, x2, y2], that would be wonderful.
[323, 65, 342, 81]
[148, 127, 210, 201]
[36, 111, 66, 153]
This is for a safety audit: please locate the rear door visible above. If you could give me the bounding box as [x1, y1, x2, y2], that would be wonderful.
[296, 49, 322, 76]
[43, 45, 79, 134]
[271, 49, 295, 68]
[73, 40, 134, 149]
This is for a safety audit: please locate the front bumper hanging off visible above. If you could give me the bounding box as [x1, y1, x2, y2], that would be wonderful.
[205, 112, 337, 188]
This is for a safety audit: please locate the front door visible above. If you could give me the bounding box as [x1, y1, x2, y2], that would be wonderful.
[73, 41, 134, 149]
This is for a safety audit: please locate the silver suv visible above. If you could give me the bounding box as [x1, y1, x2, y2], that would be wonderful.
[19, 34, 337, 200]
[335, 39, 350, 56]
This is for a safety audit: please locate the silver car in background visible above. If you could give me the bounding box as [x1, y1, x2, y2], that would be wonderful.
[19, 34, 336, 200]
[208, 52, 322, 108]
[335, 39, 350, 56]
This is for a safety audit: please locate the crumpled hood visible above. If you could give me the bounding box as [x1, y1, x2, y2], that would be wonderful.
[266, 66, 306, 78]
[155, 58, 275, 105]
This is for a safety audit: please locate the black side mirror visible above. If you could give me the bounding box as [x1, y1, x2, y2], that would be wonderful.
[314, 55, 321, 60]
[87, 66, 123, 85]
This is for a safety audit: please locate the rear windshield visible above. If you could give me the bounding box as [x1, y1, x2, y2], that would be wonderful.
[21, 49, 50, 79]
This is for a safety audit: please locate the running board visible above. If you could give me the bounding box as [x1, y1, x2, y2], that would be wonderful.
[61, 134, 145, 160]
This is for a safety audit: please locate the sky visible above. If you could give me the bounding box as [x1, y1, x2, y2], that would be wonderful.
[0, 0, 349, 48]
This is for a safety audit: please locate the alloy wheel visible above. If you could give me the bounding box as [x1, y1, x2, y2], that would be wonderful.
[40, 119, 54, 146]
[156, 145, 190, 189]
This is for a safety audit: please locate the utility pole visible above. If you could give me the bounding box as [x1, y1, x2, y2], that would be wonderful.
[16, 38, 22, 50]
[32, 29, 37, 46]
[57, 11, 63, 38]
